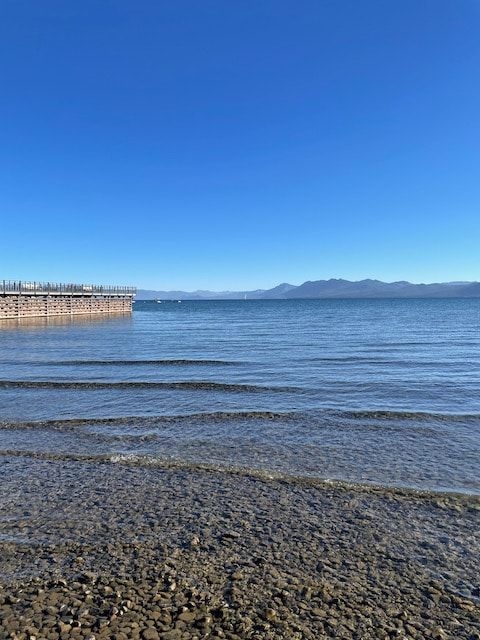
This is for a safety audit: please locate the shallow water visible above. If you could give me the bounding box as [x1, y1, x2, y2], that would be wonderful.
[1, 298, 479, 494]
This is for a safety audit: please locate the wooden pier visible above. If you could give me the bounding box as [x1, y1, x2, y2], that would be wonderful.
[0, 280, 136, 319]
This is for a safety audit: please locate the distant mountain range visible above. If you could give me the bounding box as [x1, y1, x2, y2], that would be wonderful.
[137, 279, 480, 300]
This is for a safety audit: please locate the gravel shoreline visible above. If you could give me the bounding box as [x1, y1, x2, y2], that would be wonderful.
[0, 456, 479, 639]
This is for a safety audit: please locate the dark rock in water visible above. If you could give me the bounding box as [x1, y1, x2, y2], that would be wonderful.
[79, 571, 98, 584]
[221, 530, 241, 540]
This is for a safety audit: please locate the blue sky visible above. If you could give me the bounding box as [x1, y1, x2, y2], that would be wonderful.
[1, 1, 479, 290]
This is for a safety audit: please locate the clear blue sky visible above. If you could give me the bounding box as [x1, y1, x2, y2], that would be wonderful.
[1, 1, 479, 290]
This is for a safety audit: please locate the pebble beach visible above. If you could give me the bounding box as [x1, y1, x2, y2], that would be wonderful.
[0, 456, 479, 639]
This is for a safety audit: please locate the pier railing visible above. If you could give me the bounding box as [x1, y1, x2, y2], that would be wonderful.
[1, 280, 136, 297]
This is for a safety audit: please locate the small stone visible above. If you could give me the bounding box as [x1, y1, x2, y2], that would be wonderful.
[199, 614, 213, 627]
[159, 631, 183, 640]
[221, 531, 240, 540]
[149, 611, 162, 621]
[142, 629, 160, 640]
[178, 610, 197, 623]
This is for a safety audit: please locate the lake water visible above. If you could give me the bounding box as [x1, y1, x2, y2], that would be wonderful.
[1, 298, 479, 494]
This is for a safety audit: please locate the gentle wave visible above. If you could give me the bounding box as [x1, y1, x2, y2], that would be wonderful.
[1, 449, 478, 502]
[303, 356, 473, 367]
[0, 410, 293, 431]
[0, 359, 238, 366]
[336, 409, 480, 422]
[47, 359, 238, 366]
[1, 408, 478, 433]
[304, 356, 397, 363]
[0, 380, 295, 393]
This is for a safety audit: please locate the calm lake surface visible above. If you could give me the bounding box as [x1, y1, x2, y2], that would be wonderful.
[1, 298, 479, 494]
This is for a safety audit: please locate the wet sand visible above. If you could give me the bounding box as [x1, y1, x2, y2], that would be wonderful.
[0, 456, 479, 639]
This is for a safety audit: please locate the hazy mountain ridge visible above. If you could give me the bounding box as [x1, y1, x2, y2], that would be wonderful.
[137, 279, 480, 300]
